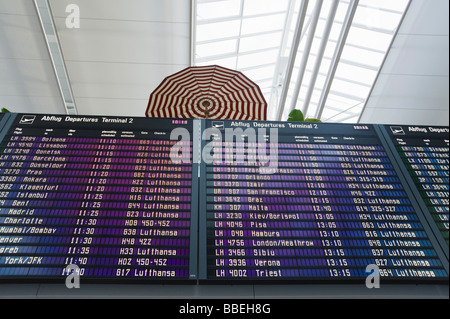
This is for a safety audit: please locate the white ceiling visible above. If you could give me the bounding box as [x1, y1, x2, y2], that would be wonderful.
[0, 0, 448, 125]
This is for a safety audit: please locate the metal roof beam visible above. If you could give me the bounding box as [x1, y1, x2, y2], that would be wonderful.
[197, 11, 288, 25]
[196, 46, 280, 64]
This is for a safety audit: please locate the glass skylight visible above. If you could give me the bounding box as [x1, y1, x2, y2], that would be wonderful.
[193, 0, 411, 123]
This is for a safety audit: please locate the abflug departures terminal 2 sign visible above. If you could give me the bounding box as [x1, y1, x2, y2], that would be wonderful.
[200, 120, 448, 282]
[0, 113, 448, 285]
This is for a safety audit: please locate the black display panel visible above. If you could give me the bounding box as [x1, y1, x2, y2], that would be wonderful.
[382, 125, 449, 252]
[1, 114, 448, 287]
[0, 114, 198, 282]
[199, 120, 448, 282]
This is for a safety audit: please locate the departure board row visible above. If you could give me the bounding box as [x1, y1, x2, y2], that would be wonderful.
[0, 114, 448, 284]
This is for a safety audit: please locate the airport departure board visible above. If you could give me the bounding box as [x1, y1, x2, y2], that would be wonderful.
[200, 120, 448, 282]
[382, 125, 449, 250]
[0, 114, 448, 285]
[0, 114, 198, 282]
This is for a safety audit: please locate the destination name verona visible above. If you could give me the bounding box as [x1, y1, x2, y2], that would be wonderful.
[26, 162, 67, 169]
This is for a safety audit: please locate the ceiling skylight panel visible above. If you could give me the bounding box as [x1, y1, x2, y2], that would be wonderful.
[333, 62, 378, 86]
[324, 93, 362, 110]
[196, 56, 237, 69]
[359, 0, 410, 15]
[242, 65, 277, 82]
[322, 105, 364, 123]
[331, 78, 372, 99]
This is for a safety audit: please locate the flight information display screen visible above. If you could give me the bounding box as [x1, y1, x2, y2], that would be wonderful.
[201, 120, 448, 282]
[383, 125, 449, 248]
[0, 114, 197, 282]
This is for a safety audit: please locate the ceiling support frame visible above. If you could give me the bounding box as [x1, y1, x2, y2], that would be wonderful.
[315, 0, 359, 120]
